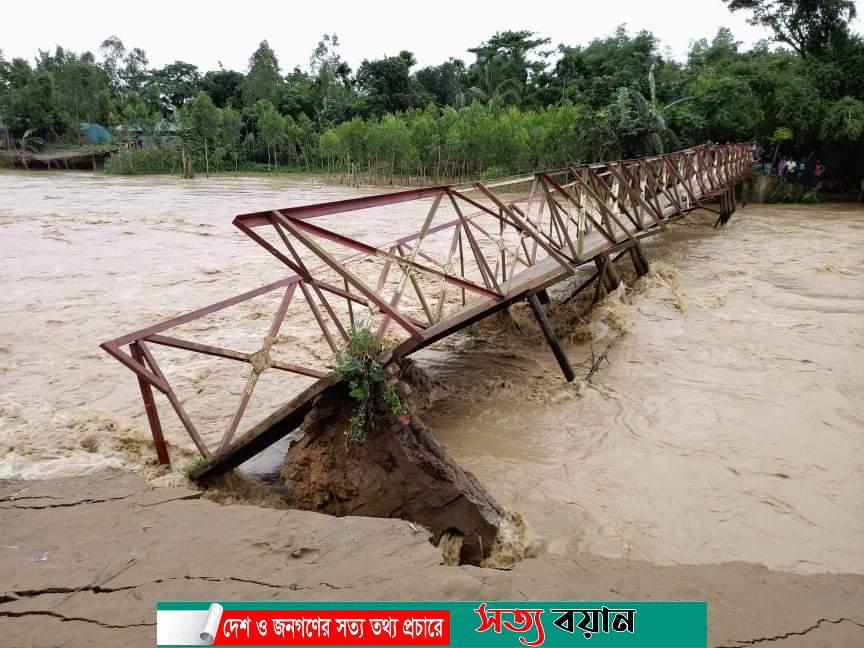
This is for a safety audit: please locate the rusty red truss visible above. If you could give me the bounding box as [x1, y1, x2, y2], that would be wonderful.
[101, 143, 752, 472]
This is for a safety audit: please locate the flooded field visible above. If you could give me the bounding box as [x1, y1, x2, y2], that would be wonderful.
[1, 170, 862, 576]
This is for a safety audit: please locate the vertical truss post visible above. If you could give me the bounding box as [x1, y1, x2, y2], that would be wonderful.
[714, 186, 735, 228]
[130, 342, 171, 466]
[537, 288, 551, 305]
[527, 293, 575, 383]
[138, 341, 211, 458]
[594, 254, 620, 292]
[629, 240, 650, 277]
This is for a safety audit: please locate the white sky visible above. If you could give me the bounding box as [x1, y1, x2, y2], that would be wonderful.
[3, 0, 863, 72]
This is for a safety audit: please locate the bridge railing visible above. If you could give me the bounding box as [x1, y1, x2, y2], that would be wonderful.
[101, 143, 751, 466]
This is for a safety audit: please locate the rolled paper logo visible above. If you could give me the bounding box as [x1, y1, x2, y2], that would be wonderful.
[200, 603, 223, 644]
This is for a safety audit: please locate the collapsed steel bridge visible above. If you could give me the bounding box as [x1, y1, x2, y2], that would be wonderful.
[101, 143, 751, 480]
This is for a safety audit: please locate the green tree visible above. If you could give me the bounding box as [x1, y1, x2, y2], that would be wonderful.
[319, 128, 342, 168]
[242, 41, 281, 106]
[220, 106, 242, 170]
[690, 73, 764, 142]
[46, 49, 112, 131]
[99, 36, 126, 89]
[773, 74, 823, 146]
[368, 113, 416, 179]
[356, 51, 424, 117]
[688, 28, 742, 70]
[768, 125, 794, 162]
[309, 34, 354, 126]
[414, 59, 467, 107]
[121, 47, 150, 95]
[820, 96, 864, 141]
[467, 57, 523, 105]
[152, 61, 201, 114]
[0, 59, 63, 138]
[256, 101, 285, 168]
[468, 30, 551, 106]
[722, 0, 857, 58]
[273, 67, 317, 119]
[190, 91, 221, 176]
[818, 97, 864, 184]
[203, 69, 243, 108]
[548, 26, 664, 108]
[597, 87, 668, 158]
[119, 91, 156, 134]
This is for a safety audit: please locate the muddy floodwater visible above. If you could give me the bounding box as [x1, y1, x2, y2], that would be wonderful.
[1, 170, 862, 577]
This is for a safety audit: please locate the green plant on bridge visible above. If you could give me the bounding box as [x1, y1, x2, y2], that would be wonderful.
[331, 323, 404, 446]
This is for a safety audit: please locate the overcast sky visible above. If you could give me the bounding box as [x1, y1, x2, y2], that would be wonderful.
[3, 0, 863, 72]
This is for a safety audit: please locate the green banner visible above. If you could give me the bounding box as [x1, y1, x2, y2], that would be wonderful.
[157, 600, 706, 647]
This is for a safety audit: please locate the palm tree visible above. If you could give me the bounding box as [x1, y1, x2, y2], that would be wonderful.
[467, 57, 522, 105]
[17, 129, 45, 152]
[646, 63, 693, 153]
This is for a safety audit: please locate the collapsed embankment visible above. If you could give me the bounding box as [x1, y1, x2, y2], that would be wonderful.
[272, 243, 639, 566]
[279, 360, 541, 566]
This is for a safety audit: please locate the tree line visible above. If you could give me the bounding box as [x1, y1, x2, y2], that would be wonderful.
[1, 0, 862, 188]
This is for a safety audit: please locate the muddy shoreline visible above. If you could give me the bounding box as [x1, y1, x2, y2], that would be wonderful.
[2, 472, 863, 648]
[3, 446, 860, 648]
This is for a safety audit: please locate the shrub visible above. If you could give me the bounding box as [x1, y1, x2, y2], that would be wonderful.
[331, 323, 404, 446]
[766, 176, 820, 204]
[480, 165, 508, 181]
[104, 145, 182, 175]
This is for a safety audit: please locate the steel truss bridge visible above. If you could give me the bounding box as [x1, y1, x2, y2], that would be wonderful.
[101, 143, 751, 480]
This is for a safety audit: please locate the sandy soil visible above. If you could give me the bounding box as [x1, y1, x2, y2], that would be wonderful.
[1, 472, 863, 648]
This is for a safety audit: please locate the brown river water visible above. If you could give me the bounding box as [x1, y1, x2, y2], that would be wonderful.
[1, 170, 862, 576]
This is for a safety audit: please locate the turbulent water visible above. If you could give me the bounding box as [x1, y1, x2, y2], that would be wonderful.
[1, 170, 862, 576]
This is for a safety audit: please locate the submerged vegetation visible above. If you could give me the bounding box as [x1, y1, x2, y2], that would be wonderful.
[1, 1, 863, 188]
[331, 324, 404, 446]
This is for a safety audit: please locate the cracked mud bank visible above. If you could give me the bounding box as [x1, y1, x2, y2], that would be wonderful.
[2, 472, 863, 648]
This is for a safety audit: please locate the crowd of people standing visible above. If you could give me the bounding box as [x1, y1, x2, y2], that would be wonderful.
[750, 144, 827, 188]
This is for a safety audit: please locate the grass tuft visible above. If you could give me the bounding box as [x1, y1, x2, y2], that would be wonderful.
[331, 323, 404, 446]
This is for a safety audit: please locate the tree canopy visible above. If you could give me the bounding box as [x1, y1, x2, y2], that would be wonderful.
[2, 8, 862, 187]
[722, 0, 857, 57]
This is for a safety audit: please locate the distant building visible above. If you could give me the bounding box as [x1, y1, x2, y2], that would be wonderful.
[80, 123, 113, 145]
[114, 120, 181, 148]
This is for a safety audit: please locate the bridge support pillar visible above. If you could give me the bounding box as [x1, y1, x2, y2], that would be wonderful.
[629, 241, 650, 277]
[715, 187, 736, 228]
[528, 293, 575, 383]
[537, 288, 551, 305]
[594, 255, 620, 293]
